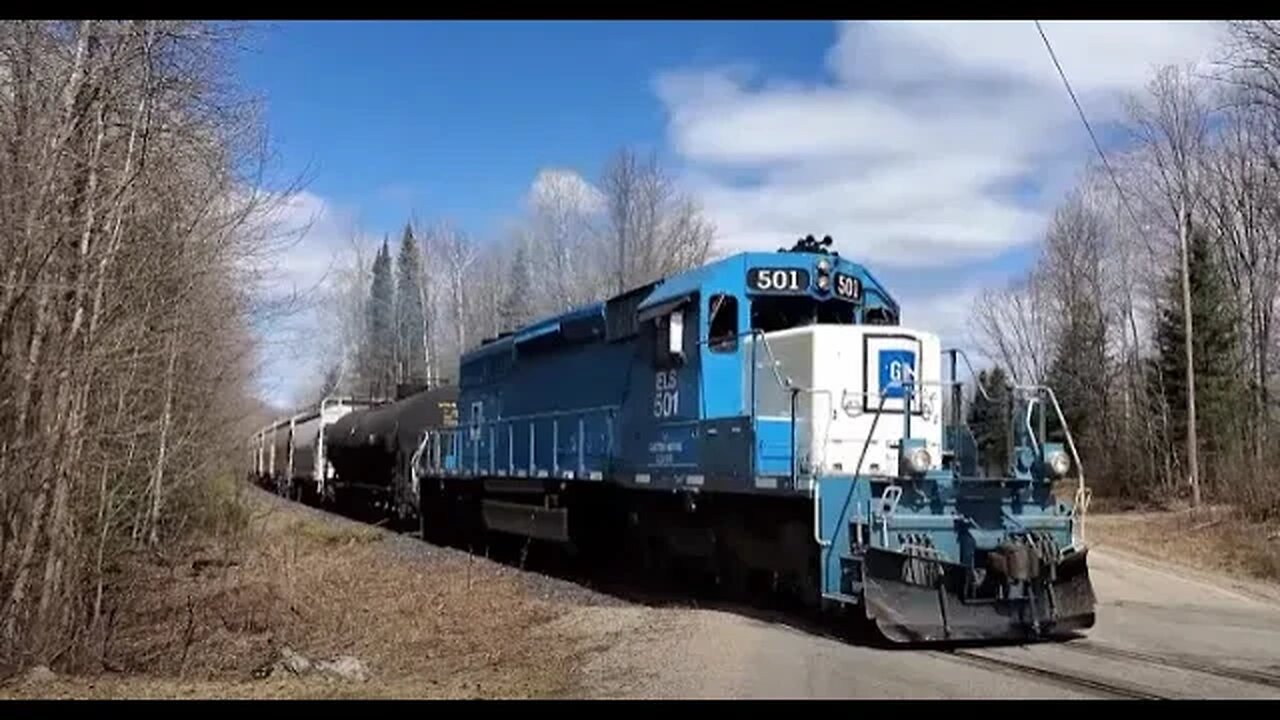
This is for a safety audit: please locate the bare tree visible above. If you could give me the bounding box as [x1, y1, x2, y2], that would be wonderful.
[599, 148, 716, 294]
[304, 231, 374, 401]
[0, 20, 300, 668]
[428, 221, 478, 368]
[1198, 90, 1280, 469]
[970, 269, 1055, 387]
[1124, 64, 1214, 507]
[523, 168, 609, 316]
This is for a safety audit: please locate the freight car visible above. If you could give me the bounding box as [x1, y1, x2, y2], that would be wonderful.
[248, 396, 378, 502]
[405, 236, 1097, 644]
[321, 384, 458, 518]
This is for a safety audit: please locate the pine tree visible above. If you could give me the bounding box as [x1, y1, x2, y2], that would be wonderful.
[366, 237, 396, 398]
[1153, 223, 1243, 490]
[499, 240, 532, 334]
[396, 223, 427, 385]
[967, 367, 1012, 476]
[1044, 295, 1108, 450]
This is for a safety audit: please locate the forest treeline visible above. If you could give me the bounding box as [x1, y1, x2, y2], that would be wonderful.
[305, 153, 718, 402]
[0, 21, 298, 671]
[967, 22, 1280, 520]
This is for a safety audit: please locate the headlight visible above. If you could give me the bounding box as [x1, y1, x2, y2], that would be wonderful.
[817, 258, 831, 272]
[907, 446, 931, 474]
[1046, 449, 1070, 477]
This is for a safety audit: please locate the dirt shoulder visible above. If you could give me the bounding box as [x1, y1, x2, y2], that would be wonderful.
[1085, 503, 1280, 603]
[0, 485, 668, 699]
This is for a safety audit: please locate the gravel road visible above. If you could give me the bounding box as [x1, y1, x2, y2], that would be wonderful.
[562, 544, 1280, 699]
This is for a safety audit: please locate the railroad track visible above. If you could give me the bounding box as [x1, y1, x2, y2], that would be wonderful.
[1060, 639, 1280, 691]
[934, 639, 1280, 700]
[933, 647, 1171, 699]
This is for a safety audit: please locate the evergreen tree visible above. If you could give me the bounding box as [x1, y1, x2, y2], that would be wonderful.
[366, 237, 396, 398]
[396, 223, 427, 385]
[499, 240, 532, 333]
[1044, 295, 1108, 450]
[967, 367, 1012, 476]
[1153, 223, 1244, 484]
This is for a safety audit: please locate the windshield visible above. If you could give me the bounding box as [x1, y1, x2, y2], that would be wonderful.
[750, 296, 856, 333]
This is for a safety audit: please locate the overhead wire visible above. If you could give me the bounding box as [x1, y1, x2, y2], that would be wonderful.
[1033, 19, 1147, 231]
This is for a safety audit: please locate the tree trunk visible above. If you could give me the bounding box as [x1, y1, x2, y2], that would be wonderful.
[1178, 195, 1201, 507]
[148, 335, 179, 546]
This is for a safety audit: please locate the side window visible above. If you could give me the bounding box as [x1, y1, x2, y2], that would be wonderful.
[654, 310, 686, 368]
[469, 401, 484, 441]
[708, 294, 738, 352]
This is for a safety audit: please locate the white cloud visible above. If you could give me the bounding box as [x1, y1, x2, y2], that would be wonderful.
[826, 20, 1224, 98]
[256, 190, 365, 299]
[655, 20, 1226, 269]
[250, 189, 372, 410]
[525, 167, 606, 214]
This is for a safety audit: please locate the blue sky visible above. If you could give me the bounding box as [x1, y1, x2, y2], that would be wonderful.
[240, 20, 1227, 408]
[237, 20, 836, 239]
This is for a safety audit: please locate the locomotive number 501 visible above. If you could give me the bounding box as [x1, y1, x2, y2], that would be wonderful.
[653, 370, 679, 418]
[834, 272, 861, 301]
[748, 267, 809, 293]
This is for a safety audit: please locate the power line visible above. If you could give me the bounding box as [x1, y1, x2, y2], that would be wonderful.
[1033, 20, 1146, 231]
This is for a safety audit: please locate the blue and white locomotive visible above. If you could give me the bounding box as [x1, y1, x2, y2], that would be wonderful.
[405, 236, 1097, 643]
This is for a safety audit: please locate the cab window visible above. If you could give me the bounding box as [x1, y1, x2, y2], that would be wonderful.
[708, 294, 738, 352]
[750, 296, 855, 333]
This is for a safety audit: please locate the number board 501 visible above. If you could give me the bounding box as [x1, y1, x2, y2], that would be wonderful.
[834, 272, 862, 301]
[747, 267, 810, 294]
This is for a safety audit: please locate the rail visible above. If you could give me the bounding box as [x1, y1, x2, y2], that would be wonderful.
[929, 347, 1091, 543]
[817, 389, 894, 548]
[841, 370, 948, 549]
[944, 346, 996, 402]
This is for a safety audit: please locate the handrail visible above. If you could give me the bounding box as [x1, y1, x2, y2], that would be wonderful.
[744, 331, 927, 549]
[817, 389, 892, 548]
[414, 404, 620, 478]
[424, 404, 619, 434]
[742, 329, 793, 394]
[943, 346, 996, 402]
[410, 429, 427, 501]
[1012, 383, 1088, 524]
[1023, 398, 1040, 454]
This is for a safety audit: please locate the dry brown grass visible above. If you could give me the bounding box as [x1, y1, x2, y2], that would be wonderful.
[0, 488, 591, 699]
[1087, 503, 1280, 585]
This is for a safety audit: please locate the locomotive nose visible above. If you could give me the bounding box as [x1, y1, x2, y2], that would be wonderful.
[859, 519, 1097, 644]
